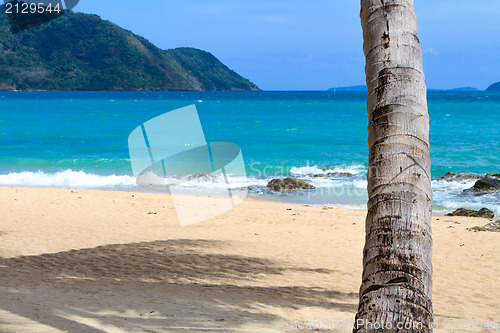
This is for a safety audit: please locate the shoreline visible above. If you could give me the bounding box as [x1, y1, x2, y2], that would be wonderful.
[0, 183, 492, 217]
[0, 186, 498, 332]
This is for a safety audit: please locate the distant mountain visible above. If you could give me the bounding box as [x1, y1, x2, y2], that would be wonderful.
[428, 87, 480, 92]
[0, 7, 259, 91]
[486, 82, 500, 91]
[446, 87, 480, 92]
[328, 85, 367, 92]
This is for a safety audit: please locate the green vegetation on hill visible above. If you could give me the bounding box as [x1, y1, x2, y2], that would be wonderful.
[0, 8, 259, 91]
[486, 82, 500, 92]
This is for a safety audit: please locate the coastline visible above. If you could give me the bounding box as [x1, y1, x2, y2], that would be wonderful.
[0, 186, 498, 332]
[1, 167, 499, 216]
[1, 90, 499, 217]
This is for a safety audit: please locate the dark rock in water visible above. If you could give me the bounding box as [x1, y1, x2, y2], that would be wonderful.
[326, 172, 356, 177]
[446, 208, 495, 219]
[436, 172, 482, 181]
[467, 220, 500, 232]
[312, 172, 354, 177]
[184, 173, 220, 182]
[234, 186, 249, 191]
[472, 178, 500, 191]
[267, 177, 315, 192]
[485, 173, 500, 179]
[235, 185, 265, 191]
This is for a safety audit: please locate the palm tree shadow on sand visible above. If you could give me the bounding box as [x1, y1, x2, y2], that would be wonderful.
[0, 239, 358, 332]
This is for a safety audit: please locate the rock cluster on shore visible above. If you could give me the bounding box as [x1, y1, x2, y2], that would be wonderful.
[436, 172, 500, 193]
[472, 178, 500, 191]
[437, 172, 498, 218]
[446, 208, 495, 219]
[436, 172, 483, 181]
[267, 177, 315, 192]
[467, 220, 500, 232]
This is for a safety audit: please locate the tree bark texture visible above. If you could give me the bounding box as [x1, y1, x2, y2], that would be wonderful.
[355, 0, 433, 331]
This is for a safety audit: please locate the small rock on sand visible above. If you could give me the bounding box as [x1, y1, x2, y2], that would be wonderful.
[467, 220, 500, 232]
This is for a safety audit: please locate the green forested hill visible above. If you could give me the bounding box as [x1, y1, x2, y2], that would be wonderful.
[0, 9, 259, 91]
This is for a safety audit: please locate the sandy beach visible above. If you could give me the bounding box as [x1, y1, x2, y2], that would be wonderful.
[0, 186, 498, 332]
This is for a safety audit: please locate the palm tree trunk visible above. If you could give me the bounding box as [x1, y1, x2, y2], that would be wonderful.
[355, 0, 433, 331]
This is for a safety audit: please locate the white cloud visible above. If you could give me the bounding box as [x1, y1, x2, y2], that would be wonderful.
[423, 48, 439, 56]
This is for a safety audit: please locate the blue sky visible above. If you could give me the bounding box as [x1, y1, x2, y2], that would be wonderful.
[74, 0, 500, 91]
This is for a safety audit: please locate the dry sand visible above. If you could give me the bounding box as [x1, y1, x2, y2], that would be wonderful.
[0, 186, 498, 332]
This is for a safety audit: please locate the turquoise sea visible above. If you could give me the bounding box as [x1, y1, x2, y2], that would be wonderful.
[0, 91, 498, 215]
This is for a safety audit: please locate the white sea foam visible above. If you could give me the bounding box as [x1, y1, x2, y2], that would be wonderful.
[172, 175, 268, 190]
[431, 179, 478, 192]
[0, 170, 269, 191]
[431, 178, 499, 215]
[290, 164, 366, 176]
[0, 170, 136, 188]
[289, 165, 324, 176]
[303, 176, 367, 189]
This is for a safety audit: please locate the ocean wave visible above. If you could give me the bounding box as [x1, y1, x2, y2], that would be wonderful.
[431, 179, 478, 192]
[165, 174, 268, 190]
[431, 177, 499, 215]
[290, 164, 366, 176]
[0, 170, 136, 188]
[182, 174, 260, 187]
[289, 165, 324, 176]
